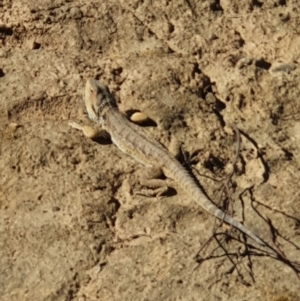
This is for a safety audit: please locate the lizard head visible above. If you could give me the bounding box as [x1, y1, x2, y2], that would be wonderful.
[85, 78, 116, 122]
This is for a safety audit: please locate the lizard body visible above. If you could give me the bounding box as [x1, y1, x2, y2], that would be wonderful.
[70, 78, 274, 252]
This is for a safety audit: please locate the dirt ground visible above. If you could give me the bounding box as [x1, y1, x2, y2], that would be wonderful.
[1, 0, 300, 300]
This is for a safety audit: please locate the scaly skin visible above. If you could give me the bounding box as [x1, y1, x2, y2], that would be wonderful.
[71, 78, 276, 254]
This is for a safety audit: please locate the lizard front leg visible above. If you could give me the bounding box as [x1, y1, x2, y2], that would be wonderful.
[69, 111, 150, 139]
[69, 122, 109, 139]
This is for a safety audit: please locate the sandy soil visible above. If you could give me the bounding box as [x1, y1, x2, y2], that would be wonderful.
[1, 0, 300, 300]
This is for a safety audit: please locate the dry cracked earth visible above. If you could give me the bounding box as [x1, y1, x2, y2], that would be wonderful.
[1, 0, 300, 300]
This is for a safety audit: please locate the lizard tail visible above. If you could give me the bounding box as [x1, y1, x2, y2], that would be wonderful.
[208, 202, 267, 246]
[195, 192, 267, 246]
[195, 195, 279, 256]
[172, 162, 268, 247]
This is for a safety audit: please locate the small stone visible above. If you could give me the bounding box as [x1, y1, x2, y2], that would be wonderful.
[270, 62, 296, 73]
[130, 112, 149, 124]
[205, 92, 216, 105]
[8, 122, 19, 129]
[27, 39, 41, 50]
[69, 7, 83, 19]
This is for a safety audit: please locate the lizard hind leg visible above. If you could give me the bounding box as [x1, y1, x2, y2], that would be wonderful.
[134, 167, 169, 199]
[168, 136, 181, 159]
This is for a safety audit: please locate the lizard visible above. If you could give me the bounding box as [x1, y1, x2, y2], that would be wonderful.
[69, 78, 276, 255]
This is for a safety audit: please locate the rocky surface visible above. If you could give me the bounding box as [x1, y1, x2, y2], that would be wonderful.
[1, 0, 300, 300]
